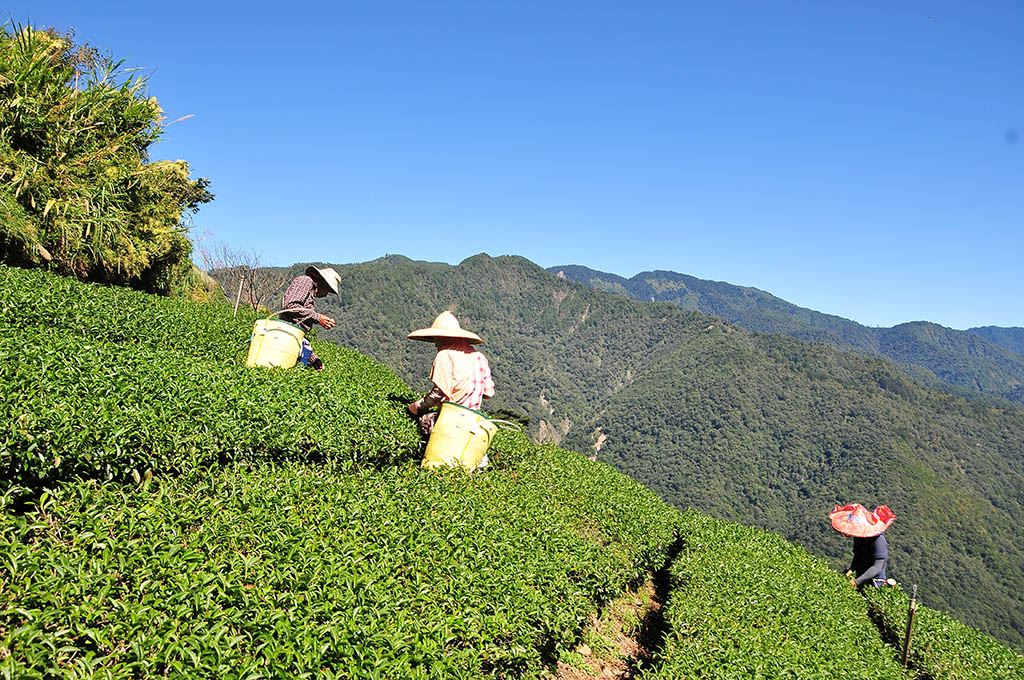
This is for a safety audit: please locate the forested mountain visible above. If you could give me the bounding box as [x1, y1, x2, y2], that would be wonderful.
[268, 254, 1024, 650]
[968, 325, 1024, 356]
[550, 265, 1024, 405]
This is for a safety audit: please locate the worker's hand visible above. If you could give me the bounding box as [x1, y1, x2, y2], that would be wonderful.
[407, 401, 421, 417]
[318, 314, 337, 330]
[849, 578, 858, 587]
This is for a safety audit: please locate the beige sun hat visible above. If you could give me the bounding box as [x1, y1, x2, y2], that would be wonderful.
[306, 265, 341, 295]
[406, 311, 483, 344]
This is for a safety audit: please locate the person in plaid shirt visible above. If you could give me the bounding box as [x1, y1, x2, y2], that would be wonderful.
[279, 265, 341, 370]
[406, 311, 495, 435]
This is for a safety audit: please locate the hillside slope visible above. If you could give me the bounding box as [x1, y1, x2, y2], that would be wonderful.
[3, 263, 1021, 678]
[550, 265, 1024, 405]
[0, 264, 679, 677]
[968, 325, 1024, 360]
[286, 254, 1024, 649]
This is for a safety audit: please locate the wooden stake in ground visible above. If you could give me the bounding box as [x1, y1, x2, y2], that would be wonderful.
[902, 584, 918, 668]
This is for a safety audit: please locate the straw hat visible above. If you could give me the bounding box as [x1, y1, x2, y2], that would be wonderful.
[306, 266, 341, 295]
[407, 311, 483, 344]
[829, 503, 896, 538]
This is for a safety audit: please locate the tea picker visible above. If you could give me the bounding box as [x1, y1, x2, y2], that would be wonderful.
[406, 312, 518, 470]
[829, 503, 896, 589]
[246, 265, 341, 370]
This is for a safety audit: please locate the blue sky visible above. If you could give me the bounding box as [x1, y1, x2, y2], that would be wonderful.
[16, 2, 1022, 329]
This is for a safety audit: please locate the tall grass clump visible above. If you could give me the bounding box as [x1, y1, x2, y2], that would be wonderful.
[0, 23, 212, 294]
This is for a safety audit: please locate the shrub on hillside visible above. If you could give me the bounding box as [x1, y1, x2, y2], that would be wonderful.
[0, 23, 212, 295]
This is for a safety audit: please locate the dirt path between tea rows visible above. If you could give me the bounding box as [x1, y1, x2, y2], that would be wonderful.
[551, 576, 667, 680]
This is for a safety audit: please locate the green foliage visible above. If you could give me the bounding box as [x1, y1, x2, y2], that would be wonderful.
[485, 408, 530, 428]
[865, 586, 1024, 679]
[0, 264, 421, 487]
[3, 261, 1020, 677]
[0, 23, 212, 294]
[967, 326, 1024, 356]
[1, 440, 682, 679]
[0, 262, 686, 678]
[290, 253, 1024, 650]
[649, 511, 906, 679]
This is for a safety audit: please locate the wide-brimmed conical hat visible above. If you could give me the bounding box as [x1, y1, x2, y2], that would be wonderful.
[406, 311, 483, 344]
[305, 265, 341, 295]
[829, 503, 895, 538]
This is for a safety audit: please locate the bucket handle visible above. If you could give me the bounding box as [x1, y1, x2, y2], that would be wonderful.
[486, 419, 522, 432]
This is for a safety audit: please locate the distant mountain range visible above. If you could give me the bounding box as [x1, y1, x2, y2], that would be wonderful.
[253, 253, 1024, 650]
[549, 265, 1024, 405]
[967, 325, 1024, 356]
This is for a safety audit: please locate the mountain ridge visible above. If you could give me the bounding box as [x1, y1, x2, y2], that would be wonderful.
[550, 264, 1024, 405]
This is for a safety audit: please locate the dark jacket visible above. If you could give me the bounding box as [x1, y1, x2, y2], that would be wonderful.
[850, 534, 888, 587]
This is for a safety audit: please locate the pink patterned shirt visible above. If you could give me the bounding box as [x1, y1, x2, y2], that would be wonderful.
[429, 340, 495, 411]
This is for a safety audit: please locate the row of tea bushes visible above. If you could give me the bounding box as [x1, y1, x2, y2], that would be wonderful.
[1, 265, 421, 487]
[0, 264, 253, 359]
[1, 436, 683, 679]
[1, 325, 421, 486]
[647, 511, 907, 680]
[865, 585, 1024, 679]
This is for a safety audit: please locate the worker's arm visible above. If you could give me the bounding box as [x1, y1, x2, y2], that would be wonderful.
[408, 384, 447, 416]
[853, 558, 885, 587]
[480, 354, 495, 399]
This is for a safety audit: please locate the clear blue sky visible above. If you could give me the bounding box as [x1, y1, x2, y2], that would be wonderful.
[17, 2, 1023, 329]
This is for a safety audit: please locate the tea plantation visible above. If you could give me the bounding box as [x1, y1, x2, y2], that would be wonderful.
[2, 264, 1021, 678]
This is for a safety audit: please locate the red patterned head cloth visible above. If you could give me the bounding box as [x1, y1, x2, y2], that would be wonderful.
[829, 503, 896, 538]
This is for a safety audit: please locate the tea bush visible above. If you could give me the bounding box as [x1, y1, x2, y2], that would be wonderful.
[647, 511, 906, 679]
[1, 264, 260, 358]
[865, 585, 1024, 679]
[1, 441, 682, 679]
[1, 265, 421, 486]
[1, 263, 685, 677]
[4, 263, 1019, 677]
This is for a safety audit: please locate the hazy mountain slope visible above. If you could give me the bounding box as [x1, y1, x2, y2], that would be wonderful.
[878, 321, 1024, 398]
[549, 265, 879, 351]
[288, 254, 1024, 649]
[550, 265, 1024, 405]
[967, 325, 1024, 356]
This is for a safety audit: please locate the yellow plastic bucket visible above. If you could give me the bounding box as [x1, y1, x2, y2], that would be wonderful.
[422, 402, 498, 470]
[246, 319, 305, 369]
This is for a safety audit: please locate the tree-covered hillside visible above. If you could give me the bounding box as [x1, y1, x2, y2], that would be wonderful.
[550, 265, 1024, 405]
[286, 254, 1024, 650]
[968, 325, 1024, 357]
